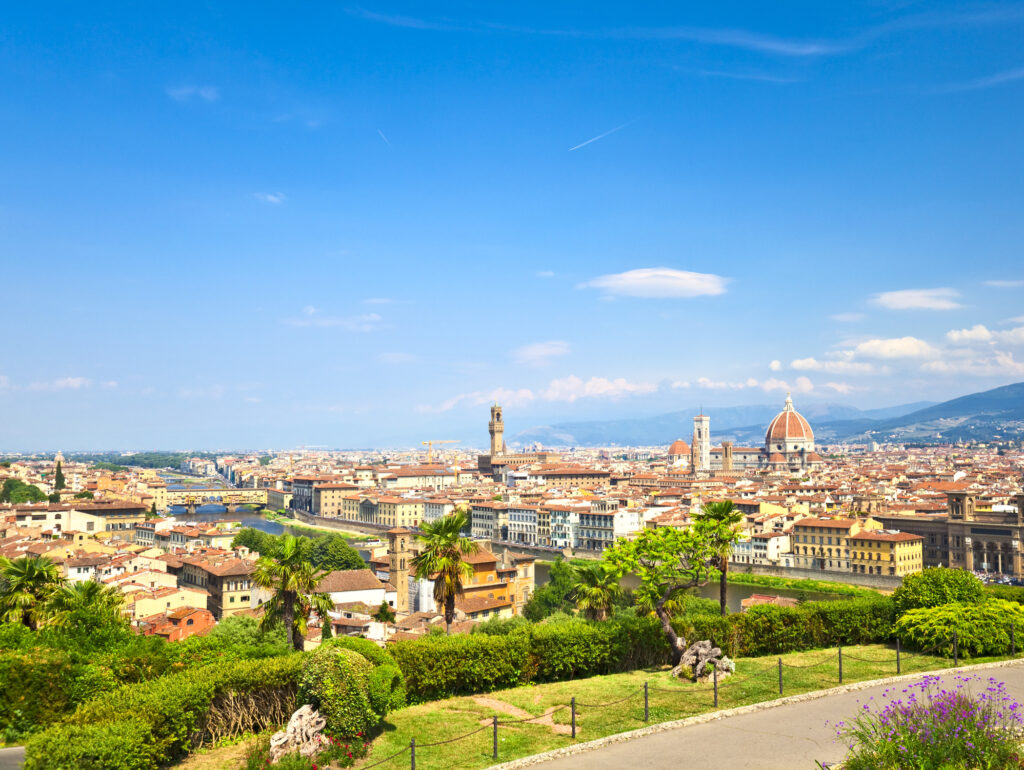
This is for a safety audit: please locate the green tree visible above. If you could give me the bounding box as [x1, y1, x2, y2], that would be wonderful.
[603, 525, 717, 667]
[411, 507, 479, 634]
[53, 461, 65, 491]
[523, 559, 576, 621]
[0, 479, 47, 504]
[0, 555, 64, 630]
[892, 567, 985, 615]
[73, 491, 94, 500]
[251, 534, 333, 651]
[697, 500, 745, 616]
[373, 600, 397, 623]
[47, 492, 61, 503]
[44, 580, 125, 631]
[258, 456, 272, 466]
[308, 534, 365, 571]
[568, 562, 622, 621]
[147, 502, 159, 519]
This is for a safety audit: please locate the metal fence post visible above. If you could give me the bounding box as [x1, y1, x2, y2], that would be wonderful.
[838, 646, 843, 684]
[778, 658, 783, 695]
[492, 715, 498, 760]
[644, 681, 649, 722]
[713, 666, 718, 708]
[896, 638, 901, 675]
[410, 738, 415, 770]
[954, 631, 959, 667]
[571, 697, 576, 739]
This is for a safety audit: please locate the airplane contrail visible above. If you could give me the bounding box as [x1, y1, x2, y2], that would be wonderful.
[568, 120, 635, 151]
[377, 128, 392, 146]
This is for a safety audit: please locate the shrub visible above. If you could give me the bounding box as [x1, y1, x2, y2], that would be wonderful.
[24, 654, 304, 769]
[831, 673, 1024, 769]
[321, 637, 406, 712]
[23, 718, 159, 770]
[984, 584, 1024, 605]
[298, 646, 377, 738]
[895, 600, 1024, 657]
[0, 651, 78, 738]
[390, 632, 530, 703]
[891, 568, 984, 615]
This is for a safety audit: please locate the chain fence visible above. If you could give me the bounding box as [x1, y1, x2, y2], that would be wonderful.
[357, 626, 1021, 768]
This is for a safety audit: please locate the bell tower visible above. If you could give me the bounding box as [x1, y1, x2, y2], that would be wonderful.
[387, 528, 410, 615]
[489, 404, 504, 458]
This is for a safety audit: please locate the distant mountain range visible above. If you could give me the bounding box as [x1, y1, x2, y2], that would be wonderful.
[511, 381, 1024, 447]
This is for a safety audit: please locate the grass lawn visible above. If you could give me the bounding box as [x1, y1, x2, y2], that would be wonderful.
[175, 644, 1011, 770]
[356, 645, 1005, 770]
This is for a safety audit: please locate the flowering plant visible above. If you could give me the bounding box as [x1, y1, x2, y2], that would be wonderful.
[828, 674, 1024, 769]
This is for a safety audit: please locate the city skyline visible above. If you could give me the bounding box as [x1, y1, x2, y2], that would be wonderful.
[3, 2, 1024, 448]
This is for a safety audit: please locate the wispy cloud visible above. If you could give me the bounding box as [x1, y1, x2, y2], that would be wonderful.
[790, 357, 876, 374]
[695, 375, 814, 393]
[933, 66, 1024, 93]
[693, 69, 799, 84]
[283, 307, 382, 331]
[254, 192, 286, 204]
[569, 120, 635, 151]
[167, 85, 220, 103]
[537, 270, 555, 278]
[871, 288, 962, 310]
[377, 129, 392, 146]
[417, 374, 656, 412]
[512, 341, 570, 367]
[28, 376, 93, 391]
[633, 26, 843, 56]
[985, 279, 1024, 288]
[363, 297, 395, 305]
[579, 267, 729, 299]
[830, 312, 865, 322]
[853, 336, 937, 359]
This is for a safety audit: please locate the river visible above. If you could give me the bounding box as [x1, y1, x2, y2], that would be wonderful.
[533, 561, 849, 613]
[167, 505, 305, 538]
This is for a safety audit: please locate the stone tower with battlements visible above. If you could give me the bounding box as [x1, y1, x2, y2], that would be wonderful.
[489, 404, 504, 457]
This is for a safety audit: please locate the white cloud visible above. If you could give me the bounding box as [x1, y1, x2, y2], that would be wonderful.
[853, 337, 937, 359]
[283, 308, 382, 332]
[243, 396, 263, 404]
[825, 381, 854, 394]
[1008, 316, 1024, 324]
[254, 192, 286, 204]
[28, 377, 93, 391]
[997, 326, 1024, 345]
[363, 297, 395, 305]
[541, 375, 656, 402]
[769, 360, 782, 371]
[512, 341, 570, 367]
[985, 280, 1024, 288]
[579, 267, 729, 298]
[922, 351, 1024, 376]
[871, 288, 962, 310]
[377, 352, 419, 365]
[830, 312, 865, 322]
[0, 375, 10, 389]
[167, 85, 220, 102]
[696, 376, 758, 390]
[947, 324, 993, 343]
[671, 380, 691, 389]
[761, 376, 814, 394]
[790, 357, 875, 374]
[101, 380, 119, 389]
[537, 270, 555, 278]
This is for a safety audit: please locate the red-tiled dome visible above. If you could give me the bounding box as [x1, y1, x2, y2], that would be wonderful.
[668, 439, 690, 456]
[769, 452, 787, 463]
[765, 395, 814, 444]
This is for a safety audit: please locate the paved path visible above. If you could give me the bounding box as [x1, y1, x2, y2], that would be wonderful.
[532, 663, 1024, 770]
[0, 747, 24, 770]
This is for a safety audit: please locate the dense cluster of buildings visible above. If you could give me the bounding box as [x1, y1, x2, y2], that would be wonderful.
[3, 394, 1024, 647]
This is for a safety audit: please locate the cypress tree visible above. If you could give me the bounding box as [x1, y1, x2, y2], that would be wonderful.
[54, 461, 66, 491]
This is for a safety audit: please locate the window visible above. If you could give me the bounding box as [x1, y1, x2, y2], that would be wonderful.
[186, 619, 194, 626]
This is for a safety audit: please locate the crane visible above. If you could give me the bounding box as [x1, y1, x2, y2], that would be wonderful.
[422, 439, 460, 463]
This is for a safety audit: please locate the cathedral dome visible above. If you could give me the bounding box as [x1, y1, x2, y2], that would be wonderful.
[765, 395, 814, 444]
[668, 439, 690, 457]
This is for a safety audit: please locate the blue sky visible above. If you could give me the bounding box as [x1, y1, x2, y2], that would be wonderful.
[2, 1, 1024, 450]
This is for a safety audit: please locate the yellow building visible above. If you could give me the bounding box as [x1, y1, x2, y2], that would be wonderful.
[377, 497, 424, 528]
[850, 531, 924, 577]
[790, 516, 884, 572]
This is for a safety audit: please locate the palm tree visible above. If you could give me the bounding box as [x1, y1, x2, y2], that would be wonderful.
[568, 562, 622, 621]
[0, 555, 64, 630]
[252, 534, 332, 651]
[45, 580, 125, 629]
[411, 507, 479, 634]
[697, 501, 745, 616]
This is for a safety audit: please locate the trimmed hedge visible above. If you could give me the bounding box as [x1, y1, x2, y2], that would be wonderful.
[24, 654, 304, 769]
[892, 568, 985, 615]
[391, 598, 897, 702]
